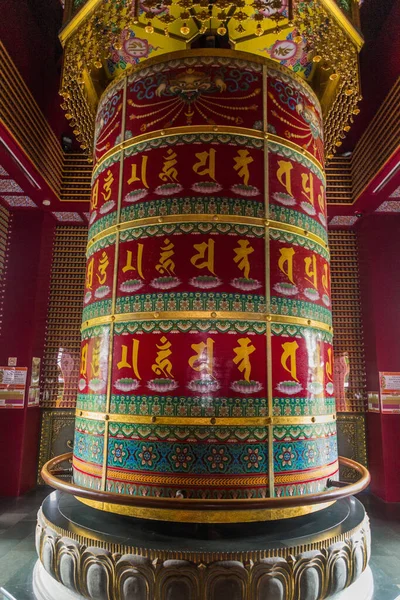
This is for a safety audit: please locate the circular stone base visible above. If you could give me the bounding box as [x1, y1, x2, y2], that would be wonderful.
[33, 561, 373, 600]
[35, 492, 372, 600]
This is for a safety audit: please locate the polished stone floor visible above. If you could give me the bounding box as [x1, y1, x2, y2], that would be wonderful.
[0, 487, 399, 599]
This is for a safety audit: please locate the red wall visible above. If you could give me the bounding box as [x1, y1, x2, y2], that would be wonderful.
[0, 211, 55, 495]
[0, 0, 68, 139]
[358, 214, 400, 501]
[344, 0, 400, 151]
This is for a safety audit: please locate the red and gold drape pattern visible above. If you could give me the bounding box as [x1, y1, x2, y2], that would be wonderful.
[73, 51, 337, 520]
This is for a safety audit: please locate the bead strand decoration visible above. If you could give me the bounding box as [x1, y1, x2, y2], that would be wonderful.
[41, 227, 88, 409]
[59, 0, 362, 158]
[0, 205, 10, 341]
[328, 230, 366, 413]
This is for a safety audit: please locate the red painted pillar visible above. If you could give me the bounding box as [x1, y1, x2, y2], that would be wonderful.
[358, 214, 400, 502]
[0, 211, 55, 495]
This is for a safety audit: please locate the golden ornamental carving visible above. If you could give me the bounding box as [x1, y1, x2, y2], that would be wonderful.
[58, 3, 363, 159]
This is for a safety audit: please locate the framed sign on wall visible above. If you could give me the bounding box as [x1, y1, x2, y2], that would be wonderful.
[0, 366, 27, 408]
[379, 372, 400, 414]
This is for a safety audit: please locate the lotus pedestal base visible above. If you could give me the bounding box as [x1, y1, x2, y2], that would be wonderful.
[34, 491, 372, 600]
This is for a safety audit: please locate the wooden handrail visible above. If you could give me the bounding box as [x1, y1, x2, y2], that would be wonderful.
[42, 453, 370, 512]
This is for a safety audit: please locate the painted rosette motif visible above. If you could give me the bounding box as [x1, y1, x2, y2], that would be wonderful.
[75, 51, 337, 519]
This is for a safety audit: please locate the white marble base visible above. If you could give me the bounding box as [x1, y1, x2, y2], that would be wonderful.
[331, 566, 374, 600]
[33, 560, 374, 600]
[33, 561, 85, 600]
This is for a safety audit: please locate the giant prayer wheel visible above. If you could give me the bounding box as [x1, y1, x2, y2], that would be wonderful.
[74, 50, 337, 523]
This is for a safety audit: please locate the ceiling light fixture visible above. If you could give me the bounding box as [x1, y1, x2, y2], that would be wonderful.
[373, 161, 400, 194]
[0, 137, 41, 190]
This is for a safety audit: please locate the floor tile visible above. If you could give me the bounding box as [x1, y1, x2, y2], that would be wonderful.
[0, 514, 28, 529]
[0, 550, 36, 588]
[0, 522, 36, 541]
[370, 563, 400, 600]
[0, 540, 20, 561]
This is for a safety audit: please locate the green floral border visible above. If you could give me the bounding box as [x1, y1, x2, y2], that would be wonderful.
[109, 394, 269, 417]
[270, 228, 329, 259]
[124, 133, 264, 156]
[87, 233, 117, 258]
[88, 212, 117, 242]
[75, 417, 105, 435]
[82, 299, 113, 321]
[269, 204, 328, 244]
[92, 151, 121, 183]
[273, 396, 336, 416]
[120, 196, 264, 223]
[107, 422, 269, 443]
[82, 294, 331, 324]
[115, 292, 266, 316]
[113, 319, 266, 335]
[119, 221, 264, 242]
[77, 394, 107, 412]
[271, 322, 332, 342]
[107, 394, 336, 418]
[270, 297, 332, 325]
[81, 319, 331, 338]
[274, 422, 336, 441]
[81, 324, 110, 340]
[76, 395, 336, 418]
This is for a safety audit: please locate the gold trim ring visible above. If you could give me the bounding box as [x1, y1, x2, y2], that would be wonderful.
[75, 411, 336, 426]
[75, 497, 335, 523]
[42, 454, 370, 523]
